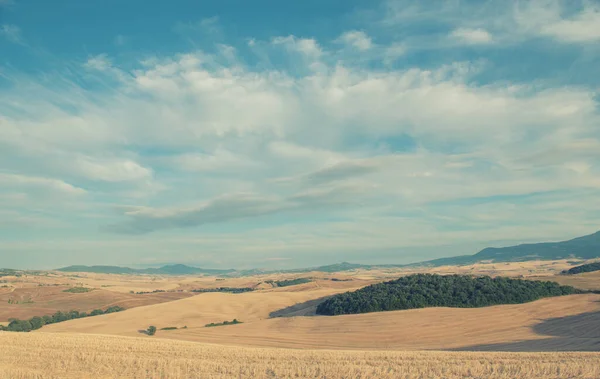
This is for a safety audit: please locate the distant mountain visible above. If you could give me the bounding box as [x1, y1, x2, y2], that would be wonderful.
[412, 230, 600, 267]
[55, 231, 600, 276]
[55, 262, 367, 277]
[283, 261, 370, 273]
[57, 265, 138, 274]
[56, 264, 234, 276]
[142, 264, 235, 275]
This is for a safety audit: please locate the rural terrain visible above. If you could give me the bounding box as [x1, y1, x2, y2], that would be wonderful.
[2, 233, 600, 378]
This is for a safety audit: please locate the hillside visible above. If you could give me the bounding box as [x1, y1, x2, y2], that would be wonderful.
[414, 230, 600, 267]
[37, 280, 600, 352]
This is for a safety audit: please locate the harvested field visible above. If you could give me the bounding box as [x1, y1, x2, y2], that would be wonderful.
[1, 332, 600, 379]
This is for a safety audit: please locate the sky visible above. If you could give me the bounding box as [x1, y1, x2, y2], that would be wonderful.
[1, 0, 599, 270]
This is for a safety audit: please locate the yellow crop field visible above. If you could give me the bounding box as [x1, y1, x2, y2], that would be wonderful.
[1, 332, 600, 379]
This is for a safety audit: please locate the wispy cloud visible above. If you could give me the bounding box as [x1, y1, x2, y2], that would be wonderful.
[0, 24, 22, 44]
[450, 28, 493, 44]
[0, 173, 86, 195]
[336, 30, 373, 51]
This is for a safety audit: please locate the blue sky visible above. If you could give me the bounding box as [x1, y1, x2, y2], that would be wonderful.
[1, 0, 599, 269]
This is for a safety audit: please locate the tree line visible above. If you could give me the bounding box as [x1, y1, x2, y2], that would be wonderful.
[0, 306, 125, 332]
[191, 287, 254, 294]
[265, 278, 312, 287]
[316, 274, 582, 316]
[205, 319, 242, 327]
[562, 262, 600, 275]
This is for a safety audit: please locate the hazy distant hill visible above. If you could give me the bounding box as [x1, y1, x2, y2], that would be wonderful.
[284, 262, 369, 273]
[57, 265, 138, 274]
[57, 264, 234, 276]
[54, 230, 600, 274]
[413, 230, 600, 267]
[57, 261, 370, 276]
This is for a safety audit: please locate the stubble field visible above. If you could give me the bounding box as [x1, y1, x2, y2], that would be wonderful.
[2, 332, 600, 379]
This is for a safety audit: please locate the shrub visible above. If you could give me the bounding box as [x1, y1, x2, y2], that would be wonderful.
[63, 287, 92, 293]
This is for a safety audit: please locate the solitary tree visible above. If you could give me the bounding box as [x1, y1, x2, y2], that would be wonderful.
[147, 326, 157, 336]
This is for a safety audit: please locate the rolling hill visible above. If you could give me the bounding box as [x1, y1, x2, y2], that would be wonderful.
[413, 230, 600, 267]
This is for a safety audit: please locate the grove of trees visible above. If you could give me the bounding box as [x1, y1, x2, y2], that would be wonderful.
[316, 274, 582, 316]
[0, 306, 125, 332]
[265, 278, 312, 287]
[205, 319, 242, 327]
[562, 262, 600, 275]
[191, 287, 254, 294]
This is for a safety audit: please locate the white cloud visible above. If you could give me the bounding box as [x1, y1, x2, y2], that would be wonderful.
[336, 30, 373, 50]
[83, 54, 112, 71]
[271, 35, 323, 58]
[269, 141, 345, 166]
[383, 43, 406, 65]
[450, 28, 493, 44]
[538, 6, 600, 42]
[0, 173, 86, 195]
[173, 16, 222, 37]
[0, 24, 22, 44]
[169, 149, 255, 172]
[384, 0, 600, 48]
[72, 157, 153, 182]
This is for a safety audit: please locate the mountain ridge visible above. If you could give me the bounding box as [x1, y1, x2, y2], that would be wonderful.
[55, 230, 600, 275]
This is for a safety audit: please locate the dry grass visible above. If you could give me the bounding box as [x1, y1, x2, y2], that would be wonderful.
[40, 288, 600, 351]
[0, 285, 191, 320]
[533, 271, 600, 291]
[1, 332, 599, 379]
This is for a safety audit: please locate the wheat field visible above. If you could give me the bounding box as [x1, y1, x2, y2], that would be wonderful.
[1, 332, 599, 379]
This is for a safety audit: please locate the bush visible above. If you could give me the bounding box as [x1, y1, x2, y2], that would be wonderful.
[316, 274, 583, 316]
[63, 287, 92, 293]
[147, 326, 157, 336]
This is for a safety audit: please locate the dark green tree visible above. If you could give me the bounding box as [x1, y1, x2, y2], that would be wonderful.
[29, 316, 45, 330]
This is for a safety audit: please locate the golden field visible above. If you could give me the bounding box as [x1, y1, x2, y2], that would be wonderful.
[2, 332, 600, 379]
[39, 290, 600, 351]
